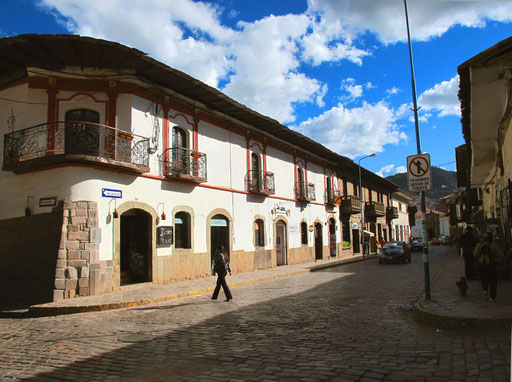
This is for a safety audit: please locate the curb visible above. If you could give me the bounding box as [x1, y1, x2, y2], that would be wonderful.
[412, 302, 512, 330]
[28, 255, 375, 317]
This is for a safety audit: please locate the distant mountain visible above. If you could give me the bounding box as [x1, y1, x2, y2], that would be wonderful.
[386, 167, 458, 204]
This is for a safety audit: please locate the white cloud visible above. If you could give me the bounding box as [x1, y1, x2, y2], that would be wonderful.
[340, 78, 363, 101]
[296, 101, 408, 158]
[418, 75, 460, 117]
[387, 87, 400, 96]
[221, 14, 324, 123]
[376, 164, 396, 177]
[307, 0, 512, 44]
[395, 165, 407, 174]
[39, 0, 234, 87]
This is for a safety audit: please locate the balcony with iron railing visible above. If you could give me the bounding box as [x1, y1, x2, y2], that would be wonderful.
[365, 201, 386, 217]
[325, 188, 341, 206]
[340, 195, 361, 215]
[295, 182, 315, 202]
[246, 170, 275, 196]
[2, 121, 150, 173]
[162, 147, 207, 183]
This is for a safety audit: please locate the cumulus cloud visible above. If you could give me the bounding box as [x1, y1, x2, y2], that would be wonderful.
[296, 101, 408, 158]
[307, 0, 512, 44]
[39, 0, 234, 87]
[395, 165, 407, 174]
[221, 14, 325, 123]
[418, 75, 460, 117]
[387, 87, 400, 96]
[376, 164, 396, 177]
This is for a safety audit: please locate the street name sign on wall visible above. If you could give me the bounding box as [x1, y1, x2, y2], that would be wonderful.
[407, 154, 432, 192]
[102, 188, 122, 198]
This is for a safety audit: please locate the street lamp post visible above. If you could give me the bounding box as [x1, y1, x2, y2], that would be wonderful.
[358, 153, 376, 258]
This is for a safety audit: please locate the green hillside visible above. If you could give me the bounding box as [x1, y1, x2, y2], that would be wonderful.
[386, 167, 458, 200]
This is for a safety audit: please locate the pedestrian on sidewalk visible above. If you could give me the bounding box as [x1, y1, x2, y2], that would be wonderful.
[211, 245, 233, 302]
[473, 232, 504, 301]
[459, 227, 478, 280]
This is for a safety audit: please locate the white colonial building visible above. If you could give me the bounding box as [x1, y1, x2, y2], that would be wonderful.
[0, 35, 412, 305]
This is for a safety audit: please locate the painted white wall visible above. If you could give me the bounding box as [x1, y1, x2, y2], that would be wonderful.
[0, 72, 341, 263]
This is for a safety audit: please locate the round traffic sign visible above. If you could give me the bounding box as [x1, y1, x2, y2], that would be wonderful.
[408, 156, 429, 177]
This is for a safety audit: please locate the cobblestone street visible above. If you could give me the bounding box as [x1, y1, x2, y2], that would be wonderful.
[1, 246, 510, 381]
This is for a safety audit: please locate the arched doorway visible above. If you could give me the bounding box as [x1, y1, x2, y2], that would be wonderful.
[210, 214, 230, 268]
[329, 218, 336, 258]
[120, 209, 151, 285]
[275, 220, 287, 266]
[314, 222, 323, 260]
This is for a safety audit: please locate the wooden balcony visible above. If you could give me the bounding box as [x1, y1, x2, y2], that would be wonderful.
[386, 206, 399, 220]
[3, 121, 150, 173]
[340, 195, 361, 215]
[162, 147, 207, 183]
[246, 170, 275, 196]
[295, 182, 315, 202]
[365, 201, 386, 218]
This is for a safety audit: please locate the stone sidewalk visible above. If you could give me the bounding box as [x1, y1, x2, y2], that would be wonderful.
[26, 254, 373, 316]
[414, 247, 512, 330]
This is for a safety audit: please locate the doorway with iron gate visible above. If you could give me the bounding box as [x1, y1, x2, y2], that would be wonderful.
[315, 222, 323, 260]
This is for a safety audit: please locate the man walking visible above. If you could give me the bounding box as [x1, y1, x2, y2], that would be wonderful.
[473, 232, 504, 301]
[459, 227, 478, 280]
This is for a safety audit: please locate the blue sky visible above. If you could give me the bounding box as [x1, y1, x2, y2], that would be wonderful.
[1, 0, 511, 177]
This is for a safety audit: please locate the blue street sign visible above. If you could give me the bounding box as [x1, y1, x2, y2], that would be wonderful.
[102, 188, 122, 199]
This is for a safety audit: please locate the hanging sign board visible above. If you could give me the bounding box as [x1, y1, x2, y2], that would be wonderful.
[157, 226, 173, 246]
[407, 154, 432, 192]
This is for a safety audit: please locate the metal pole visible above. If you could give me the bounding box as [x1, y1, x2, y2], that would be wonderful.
[358, 154, 375, 258]
[359, 162, 364, 258]
[404, 0, 430, 300]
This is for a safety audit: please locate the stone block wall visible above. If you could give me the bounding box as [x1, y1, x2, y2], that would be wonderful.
[53, 201, 113, 301]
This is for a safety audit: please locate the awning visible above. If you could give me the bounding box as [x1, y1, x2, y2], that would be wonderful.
[363, 230, 375, 237]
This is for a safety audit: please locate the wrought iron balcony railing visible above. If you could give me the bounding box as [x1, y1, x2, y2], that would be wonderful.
[162, 147, 207, 183]
[365, 201, 386, 217]
[325, 189, 341, 206]
[340, 195, 361, 215]
[246, 170, 275, 195]
[295, 182, 315, 202]
[3, 121, 150, 172]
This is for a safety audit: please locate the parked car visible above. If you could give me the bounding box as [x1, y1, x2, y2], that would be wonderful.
[430, 237, 442, 245]
[411, 238, 424, 251]
[378, 241, 411, 264]
[438, 235, 453, 245]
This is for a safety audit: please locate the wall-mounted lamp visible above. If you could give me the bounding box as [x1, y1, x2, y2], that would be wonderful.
[157, 203, 166, 225]
[109, 198, 119, 219]
[25, 196, 34, 216]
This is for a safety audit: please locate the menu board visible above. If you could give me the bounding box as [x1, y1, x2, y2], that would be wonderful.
[157, 226, 173, 246]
